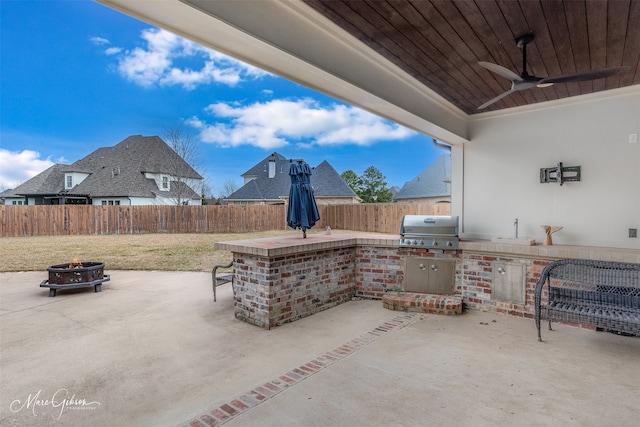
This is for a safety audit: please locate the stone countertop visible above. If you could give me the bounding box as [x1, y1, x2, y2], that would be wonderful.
[215, 232, 640, 263]
[459, 240, 640, 263]
[215, 233, 399, 257]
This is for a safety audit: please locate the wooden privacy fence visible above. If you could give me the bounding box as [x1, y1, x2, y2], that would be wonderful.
[320, 203, 450, 234]
[0, 205, 286, 236]
[0, 203, 450, 237]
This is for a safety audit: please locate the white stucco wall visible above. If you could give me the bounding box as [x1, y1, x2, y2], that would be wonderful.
[92, 197, 130, 206]
[461, 87, 640, 249]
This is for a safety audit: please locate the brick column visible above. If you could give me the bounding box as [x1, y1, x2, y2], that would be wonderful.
[233, 247, 356, 329]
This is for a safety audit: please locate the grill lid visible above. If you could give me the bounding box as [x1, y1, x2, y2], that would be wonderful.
[400, 215, 459, 236]
[399, 215, 459, 249]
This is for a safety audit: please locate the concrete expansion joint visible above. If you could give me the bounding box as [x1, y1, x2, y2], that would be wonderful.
[181, 313, 417, 426]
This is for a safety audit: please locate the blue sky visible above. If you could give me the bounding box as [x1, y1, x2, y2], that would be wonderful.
[1, 1, 445, 197]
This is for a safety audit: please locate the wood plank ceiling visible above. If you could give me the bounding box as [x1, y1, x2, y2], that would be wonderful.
[303, 0, 640, 115]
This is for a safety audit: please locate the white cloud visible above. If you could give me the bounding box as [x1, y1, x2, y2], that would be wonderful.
[90, 36, 110, 45]
[91, 35, 122, 56]
[0, 149, 56, 189]
[108, 28, 267, 89]
[185, 116, 205, 129]
[189, 98, 414, 149]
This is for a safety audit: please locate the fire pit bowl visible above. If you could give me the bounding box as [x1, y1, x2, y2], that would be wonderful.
[40, 261, 110, 297]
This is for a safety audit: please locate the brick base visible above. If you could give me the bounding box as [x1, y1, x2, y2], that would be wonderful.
[382, 293, 463, 315]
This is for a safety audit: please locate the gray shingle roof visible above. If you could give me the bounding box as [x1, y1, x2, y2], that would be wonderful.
[6, 164, 66, 196]
[68, 135, 201, 198]
[395, 154, 451, 200]
[227, 152, 356, 201]
[311, 160, 356, 197]
[10, 135, 202, 200]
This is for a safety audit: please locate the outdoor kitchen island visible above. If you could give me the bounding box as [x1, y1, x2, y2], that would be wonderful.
[215, 233, 399, 329]
[216, 233, 640, 329]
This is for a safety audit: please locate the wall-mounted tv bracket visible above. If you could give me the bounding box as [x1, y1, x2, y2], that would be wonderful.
[540, 162, 581, 186]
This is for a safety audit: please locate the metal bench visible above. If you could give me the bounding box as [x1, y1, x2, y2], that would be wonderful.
[534, 259, 640, 341]
[212, 262, 234, 302]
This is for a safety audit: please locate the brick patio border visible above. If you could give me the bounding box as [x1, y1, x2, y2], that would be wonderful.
[181, 312, 416, 426]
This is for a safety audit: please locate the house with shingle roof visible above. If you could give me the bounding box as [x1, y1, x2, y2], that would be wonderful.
[394, 154, 451, 204]
[4, 135, 203, 206]
[225, 152, 359, 205]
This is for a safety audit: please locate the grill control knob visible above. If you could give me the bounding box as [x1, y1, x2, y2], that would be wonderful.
[432, 240, 438, 246]
[446, 241, 452, 247]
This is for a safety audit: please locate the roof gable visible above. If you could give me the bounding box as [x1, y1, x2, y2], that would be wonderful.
[7, 164, 66, 196]
[241, 152, 288, 177]
[310, 161, 357, 197]
[227, 153, 356, 201]
[395, 154, 451, 200]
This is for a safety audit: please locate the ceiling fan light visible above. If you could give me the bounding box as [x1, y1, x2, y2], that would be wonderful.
[537, 82, 554, 88]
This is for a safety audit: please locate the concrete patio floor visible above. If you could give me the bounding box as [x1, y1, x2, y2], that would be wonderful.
[1, 270, 638, 427]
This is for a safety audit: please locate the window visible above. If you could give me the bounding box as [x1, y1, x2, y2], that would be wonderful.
[162, 176, 168, 189]
[12, 200, 24, 205]
[66, 175, 73, 188]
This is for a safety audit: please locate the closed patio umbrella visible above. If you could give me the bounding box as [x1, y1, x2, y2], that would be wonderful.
[286, 161, 320, 238]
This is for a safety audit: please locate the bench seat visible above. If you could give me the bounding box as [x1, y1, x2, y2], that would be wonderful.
[535, 259, 640, 341]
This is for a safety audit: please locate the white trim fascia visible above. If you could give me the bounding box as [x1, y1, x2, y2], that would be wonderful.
[96, 0, 469, 145]
[469, 84, 640, 123]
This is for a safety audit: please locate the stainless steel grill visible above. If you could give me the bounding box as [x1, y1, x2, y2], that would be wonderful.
[399, 215, 459, 249]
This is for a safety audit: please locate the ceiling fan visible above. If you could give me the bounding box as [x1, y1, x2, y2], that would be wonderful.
[478, 33, 629, 110]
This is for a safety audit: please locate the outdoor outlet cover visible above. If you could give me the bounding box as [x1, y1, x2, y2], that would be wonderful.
[630, 228, 638, 238]
[630, 133, 638, 143]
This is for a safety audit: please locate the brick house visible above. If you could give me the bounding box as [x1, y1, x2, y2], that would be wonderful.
[225, 152, 359, 205]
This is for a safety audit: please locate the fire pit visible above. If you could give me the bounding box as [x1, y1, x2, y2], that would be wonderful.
[40, 260, 110, 297]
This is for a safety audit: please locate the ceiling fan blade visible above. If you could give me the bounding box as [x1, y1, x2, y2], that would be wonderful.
[478, 88, 517, 110]
[479, 61, 523, 82]
[540, 66, 630, 84]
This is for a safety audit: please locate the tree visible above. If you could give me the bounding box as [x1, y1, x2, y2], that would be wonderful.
[162, 127, 206, 205]
[200, 181, 212, 205]
[218, 179, 239, 201]
[360, 166, 393, 203]
[340, 170, 363, 196]
[341, 167, 393, 203]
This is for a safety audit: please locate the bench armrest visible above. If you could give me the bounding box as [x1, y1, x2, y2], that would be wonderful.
[212, 261, 234, 302]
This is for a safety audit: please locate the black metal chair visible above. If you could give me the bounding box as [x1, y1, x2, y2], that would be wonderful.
[212, 262, 234, 302]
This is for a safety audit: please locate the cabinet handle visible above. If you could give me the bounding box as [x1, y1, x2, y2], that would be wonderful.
[497, 267, 506, 275]
[419, 263, 426, 271]
[430, 264, 438, 272]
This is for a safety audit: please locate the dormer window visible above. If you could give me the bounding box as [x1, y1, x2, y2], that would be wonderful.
[162, 176, 169, 190]
[66, 175, 73, 189]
